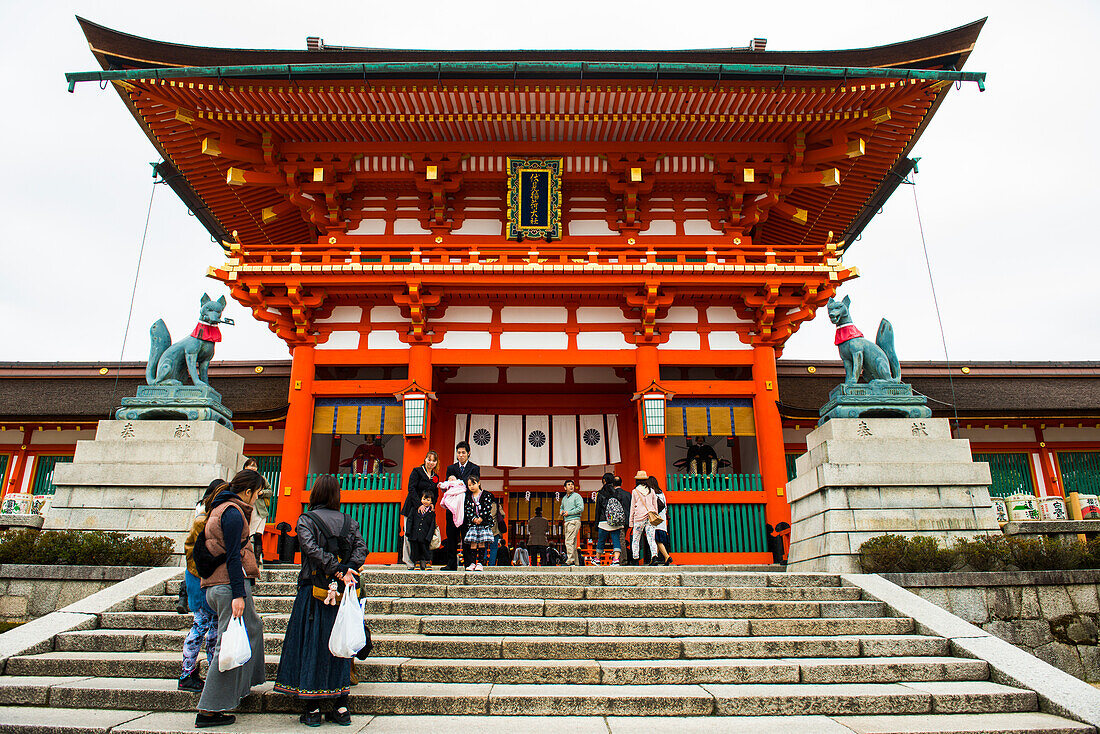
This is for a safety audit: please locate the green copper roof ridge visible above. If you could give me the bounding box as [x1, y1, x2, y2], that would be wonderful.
[66, 61, 986, 92]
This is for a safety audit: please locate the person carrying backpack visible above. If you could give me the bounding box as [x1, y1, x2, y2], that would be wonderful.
[593, 473, 626, 566]
[195, 470, 266, 728]
[178, 479, 225, 693]
[274, 474, 368, 727]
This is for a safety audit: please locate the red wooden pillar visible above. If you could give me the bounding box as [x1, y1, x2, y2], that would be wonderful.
[635, 345, 667, 482]
[401, 344, 434, 479]
[3, 428, 34, 497]
[275, 345, 315, 527]
[1034, 426, 1061, 497]
[752, 345, 790, 530]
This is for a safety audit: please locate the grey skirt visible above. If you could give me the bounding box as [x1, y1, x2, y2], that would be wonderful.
[198, 583, 266, 713]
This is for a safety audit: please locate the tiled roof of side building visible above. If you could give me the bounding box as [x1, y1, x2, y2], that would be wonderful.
[0, 360, 1097, 422]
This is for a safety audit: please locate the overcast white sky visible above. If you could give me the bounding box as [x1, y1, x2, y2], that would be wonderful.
[1, 1, 1097, 365]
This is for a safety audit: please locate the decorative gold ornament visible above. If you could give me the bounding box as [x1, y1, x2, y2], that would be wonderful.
[254, 366, 264, 374]
[807, 365, 816, 373]
[99, 367, 109, 375]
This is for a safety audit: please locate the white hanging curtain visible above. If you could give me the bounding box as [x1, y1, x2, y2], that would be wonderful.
[455, 413, 620, 468]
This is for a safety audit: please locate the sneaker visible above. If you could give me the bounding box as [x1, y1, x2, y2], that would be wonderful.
[326, 707, 352, 726]
[466, 563, 477, 571]
[610, 560, 620, 566]
[413, 565, 423, 571]
[195, 712, 235, 728]
[299, 710, 323, 728]
[177, 671, 203, 692]
[474, 563, 484, 571]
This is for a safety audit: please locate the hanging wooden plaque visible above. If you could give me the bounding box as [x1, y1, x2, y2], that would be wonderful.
[506, 157, 562, 240]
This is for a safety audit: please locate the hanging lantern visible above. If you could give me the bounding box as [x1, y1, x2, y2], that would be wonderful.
[633, 381, 673, 438]
[394, 383, 437, 438]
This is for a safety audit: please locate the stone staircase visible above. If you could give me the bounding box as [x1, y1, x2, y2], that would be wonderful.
[0, 567, 1093, 732]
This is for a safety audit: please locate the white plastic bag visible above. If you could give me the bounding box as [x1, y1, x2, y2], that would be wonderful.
[329, 582, 366, 658]
[218, 616, 252, 672]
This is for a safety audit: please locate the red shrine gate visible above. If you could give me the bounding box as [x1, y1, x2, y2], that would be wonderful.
[70, 18, 986, 563]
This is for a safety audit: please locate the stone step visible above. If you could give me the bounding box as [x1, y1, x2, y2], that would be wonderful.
[97, 611, 912, 637]
[138, 596, 883, 617]
[53, 630, 949, 659]
[10, 651, 983, 686]
[163, 580, 865, 601]
[0, 709, 1091, 734]
[252, 568, 833, 587]
[0, 677, 1037, 717]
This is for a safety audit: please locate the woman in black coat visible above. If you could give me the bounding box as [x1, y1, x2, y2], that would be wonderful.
[401, 450, 439, 568]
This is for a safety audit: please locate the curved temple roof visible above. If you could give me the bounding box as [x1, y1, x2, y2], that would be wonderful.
[70, 19, 985, 251]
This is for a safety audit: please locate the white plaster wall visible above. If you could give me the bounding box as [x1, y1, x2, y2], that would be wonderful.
[0, 432, 24, 445]
[645, 220, 676, 235]
[568, 220, 616, 236]
[393, 219, 430, 234]
[369, 306, 406, 323]
[437, 331, 492, 350]
[707, 332, 749, 350]
[1044, 427, 1100, 442]
[683, 220, 723, 235]
[366, 331, 408, 350]
[576, 307, 629, 324]
[957, 427, 1036, 443]
[345, 219, 386, 235]
[500, 307, 568, 323]
[658, 332, 701, 350]
[435, 307, 493, 324]
[315, 307, 363, 325]
[500, 332, 568, 350]
[451, 219, 502, 236]
[656, 307, 699, 324]
[576, 332, 632, 350]
[29, 430, 84, 445]
[706, 307, 749, 324]
[318, 331, 361, 350]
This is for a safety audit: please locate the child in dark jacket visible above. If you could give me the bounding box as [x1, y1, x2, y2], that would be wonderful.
[463, 476, 495, 571]
[407, 491, 437, 571]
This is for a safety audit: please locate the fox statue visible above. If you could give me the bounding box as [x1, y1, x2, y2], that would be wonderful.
[147, 294, 232, 389]
[826, 295, 901, 385]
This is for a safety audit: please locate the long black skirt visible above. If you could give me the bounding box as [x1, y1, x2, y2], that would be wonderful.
[273, 584, 352, 700]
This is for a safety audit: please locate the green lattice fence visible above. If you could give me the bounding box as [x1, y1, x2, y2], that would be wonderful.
[972, 453, 1034, 498]
[666, 473, 762, 492]
[31, 455, 73, 495]
[0, 455, 9, 488]
[1058, 452, 1100, 495]
[253, 455, 282, 519]
[667, 503, 767, 554]
[786, 454, 799, 481]
[306, 473, 399, 492]
[299, 499, 400, 554]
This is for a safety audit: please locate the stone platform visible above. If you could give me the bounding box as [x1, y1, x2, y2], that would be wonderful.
[0, 567, 1095, 731]
[116, 384, 233, 429]
[46, 420, 245, 560]
[786, 418, 1001, 573]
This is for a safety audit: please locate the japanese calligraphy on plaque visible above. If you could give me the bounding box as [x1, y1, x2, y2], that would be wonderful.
[506, 157, 562, 240]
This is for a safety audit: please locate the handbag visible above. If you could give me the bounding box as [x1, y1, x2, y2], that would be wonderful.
[647, 510, 663, 526]
[429, 526, 442, 551]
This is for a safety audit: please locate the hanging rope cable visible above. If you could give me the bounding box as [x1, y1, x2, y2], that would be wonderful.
[911, 178, 962, 432]
[111, 171, 162, 410]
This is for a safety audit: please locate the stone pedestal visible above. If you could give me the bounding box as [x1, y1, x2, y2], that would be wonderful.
[47, 420, 246, 563]
[116, 384, 233, 429]
[786, 418, 1000, 573]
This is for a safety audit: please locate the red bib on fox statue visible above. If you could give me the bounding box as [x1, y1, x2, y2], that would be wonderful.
[190, 323, 222, 342]
[834, 324, 863, 345]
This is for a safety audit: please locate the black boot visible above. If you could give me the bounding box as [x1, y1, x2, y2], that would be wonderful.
[195, 712, 235, 728]
[175, 583, 189, 615]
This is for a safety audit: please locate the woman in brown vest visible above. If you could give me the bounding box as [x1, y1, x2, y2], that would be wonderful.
[196, 469, 266, 728]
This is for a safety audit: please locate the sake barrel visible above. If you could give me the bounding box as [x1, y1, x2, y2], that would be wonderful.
[1039, 496, 1069, 521]
[990, 497, 1009, 524]
[1007, 493, 1041, 521]
[1079, 494, 1100, 520]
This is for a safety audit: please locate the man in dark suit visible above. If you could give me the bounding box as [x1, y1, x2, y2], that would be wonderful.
[442, 441, 481, 570]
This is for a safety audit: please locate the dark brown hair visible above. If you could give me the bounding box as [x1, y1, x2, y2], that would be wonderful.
[308, 474, 342, 511]
[203, 481, 230, 513]
[645, 476, 662, 493]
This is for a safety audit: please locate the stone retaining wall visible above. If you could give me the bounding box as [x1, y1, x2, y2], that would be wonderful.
[885, 569, 1100, 682]
[0, 565, 149, 623]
